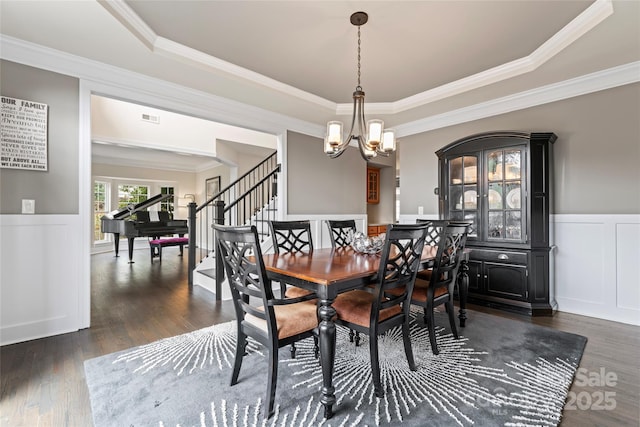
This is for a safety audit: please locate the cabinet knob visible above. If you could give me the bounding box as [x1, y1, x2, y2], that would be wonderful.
[498, 254, 509, 260]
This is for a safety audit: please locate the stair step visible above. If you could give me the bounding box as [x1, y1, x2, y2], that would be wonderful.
[197, 268, 216, 279]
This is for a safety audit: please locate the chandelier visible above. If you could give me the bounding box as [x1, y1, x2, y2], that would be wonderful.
[324, 11, 396, 161]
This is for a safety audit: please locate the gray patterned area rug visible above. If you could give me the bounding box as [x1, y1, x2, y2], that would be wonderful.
[84, 308, 586, 427]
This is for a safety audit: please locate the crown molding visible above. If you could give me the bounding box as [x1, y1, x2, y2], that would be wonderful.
[385, 0, 614, 115]
[97, 0, 156, 50]
[395, 61, 640, 138]
[0, 34, 322, 139]
[100, 0, 335, 111]
[1, 27, 636, 142]
[92, 135, 219, 158]
[99, 0, 613, 116]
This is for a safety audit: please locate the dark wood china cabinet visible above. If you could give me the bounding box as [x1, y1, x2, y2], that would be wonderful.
[437, 131, 557, 316]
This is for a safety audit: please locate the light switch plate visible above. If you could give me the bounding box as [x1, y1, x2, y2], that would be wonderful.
[22, 199, 35, 214]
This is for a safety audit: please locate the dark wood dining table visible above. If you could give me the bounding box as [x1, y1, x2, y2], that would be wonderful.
[262, 246, 469, 419]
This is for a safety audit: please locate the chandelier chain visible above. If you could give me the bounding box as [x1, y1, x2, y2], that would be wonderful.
[357, 25, 361, 88]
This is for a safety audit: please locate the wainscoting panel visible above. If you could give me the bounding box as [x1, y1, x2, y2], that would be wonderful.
[554, 220, 606, 305]
[615, 222, 640, 312]
[400, 214, 640, 326]
[0, 215, 83, 345]
[551, 215, 638, 325]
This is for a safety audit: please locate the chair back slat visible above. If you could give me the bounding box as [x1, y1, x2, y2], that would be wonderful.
[214, 224, 275, 333]
[372, 224, 428, 321]
[429, 224, 469, 292]
[326, 219, 357, 248]
[269, 220, 313, 254]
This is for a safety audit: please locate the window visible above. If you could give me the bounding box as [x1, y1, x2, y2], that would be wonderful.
[94, 181, 109, 243]
[160, 186, 175, 218]
[118, 185, 149, 219]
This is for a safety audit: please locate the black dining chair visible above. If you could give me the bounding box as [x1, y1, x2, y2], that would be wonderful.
[332, 223, 428, 397]
[214, 224, 318, 419]
[326, 219, 357, 249]
[268, 220, 316, 356]
[269, 220, 313, 255]
[268, 220, 314, 297]
[389, 223, 469, 355]
[414, 219, 449, 283]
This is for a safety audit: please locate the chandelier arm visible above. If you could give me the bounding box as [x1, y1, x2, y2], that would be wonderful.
[357, 94, 368, 148]
[357, 137, 375, 161]
[327, 134, 354, 158]
[345, 94, 359, 141]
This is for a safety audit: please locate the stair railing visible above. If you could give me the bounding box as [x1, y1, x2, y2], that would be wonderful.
[188, 152, 279, 294]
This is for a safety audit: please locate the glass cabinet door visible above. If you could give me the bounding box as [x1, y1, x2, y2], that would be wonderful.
[447, 155, 478, 237]
[485, 148, 526, 242]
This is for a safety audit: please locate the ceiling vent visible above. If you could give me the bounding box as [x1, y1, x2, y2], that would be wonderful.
[141, 113, 160, 124]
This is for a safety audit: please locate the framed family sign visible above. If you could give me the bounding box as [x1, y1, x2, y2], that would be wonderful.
[1, 96, 49, 171]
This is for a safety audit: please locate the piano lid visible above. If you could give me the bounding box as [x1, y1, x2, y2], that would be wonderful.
[103, 193, 173, 220]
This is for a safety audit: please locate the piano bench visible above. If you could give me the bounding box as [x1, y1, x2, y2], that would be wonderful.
[149, 237, 189, 262]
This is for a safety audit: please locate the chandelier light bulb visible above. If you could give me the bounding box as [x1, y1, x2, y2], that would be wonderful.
[381, 129, 396, 152]
[327, 121, 343, 146]
[366, 120, 383, 148]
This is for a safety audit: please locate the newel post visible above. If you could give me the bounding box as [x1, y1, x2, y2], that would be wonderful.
[187, 201, 197, 289]
[214, 200, 226, 301]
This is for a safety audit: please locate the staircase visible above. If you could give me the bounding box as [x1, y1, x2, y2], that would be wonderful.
[187, 152, 279, 299]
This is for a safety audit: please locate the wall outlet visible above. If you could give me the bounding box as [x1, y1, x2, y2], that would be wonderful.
[418, 206, 424, 215]
[22, 199, 35, 214]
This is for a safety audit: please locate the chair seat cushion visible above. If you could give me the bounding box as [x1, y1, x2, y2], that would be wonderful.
[285, 286, 313, 299]
[246, 302, 318, 340]
[411, 278, 449, 302]
[416, 268, 433, 281]
[333, 290, 401, 328]
[385, 278, 448, 302]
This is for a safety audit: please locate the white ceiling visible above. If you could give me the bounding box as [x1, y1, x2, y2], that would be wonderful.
[1, 0, 639, 160]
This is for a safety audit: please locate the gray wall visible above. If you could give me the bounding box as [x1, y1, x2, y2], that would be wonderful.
[400, 83, 640, 216]
[0, 60, 79, 214]
[366, 159, 397, 225]
[287, 131, 366, 215]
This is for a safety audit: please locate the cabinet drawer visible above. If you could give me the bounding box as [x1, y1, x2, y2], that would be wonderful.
[468, 248, 527, 265]
[367, 225, 387, 236]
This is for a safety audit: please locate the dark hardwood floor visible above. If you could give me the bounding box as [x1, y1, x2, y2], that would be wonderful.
[1, 249, 639, 426]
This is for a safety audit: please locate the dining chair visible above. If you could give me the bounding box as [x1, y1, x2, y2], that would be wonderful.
[268, 220, 316, 357]
[269, 220, 313, 255]
[414, 219, 448, 283]
[416, 219, 449, 248]
[415, 218, 471, 278]
[332, 223, 428, 397]
[326, 219, 357, 249]
[389, 223, 469, 355]
[268, 220, 314, 296]
[214, 224, 319, 419]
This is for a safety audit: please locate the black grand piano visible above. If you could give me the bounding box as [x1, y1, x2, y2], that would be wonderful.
[100, 193, 189, 263]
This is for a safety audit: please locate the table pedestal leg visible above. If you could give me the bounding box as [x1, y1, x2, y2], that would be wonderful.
[318, 299, 336, 419]
[458, 259, 469, 327]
